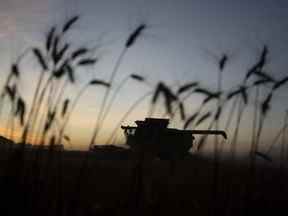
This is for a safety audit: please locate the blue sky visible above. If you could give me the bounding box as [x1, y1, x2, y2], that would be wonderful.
[0, 0, 287, 153]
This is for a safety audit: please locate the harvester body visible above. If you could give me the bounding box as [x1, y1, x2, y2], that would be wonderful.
[121, 118, 227, 159]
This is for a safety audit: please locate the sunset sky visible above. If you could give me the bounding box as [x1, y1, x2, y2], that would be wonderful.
[0, 0, 287, 153]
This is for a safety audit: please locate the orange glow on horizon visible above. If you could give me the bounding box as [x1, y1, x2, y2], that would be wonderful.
[0, 124, 42, 145]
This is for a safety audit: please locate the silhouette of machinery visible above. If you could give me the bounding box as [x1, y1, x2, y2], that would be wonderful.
[121, 118, 227, 160]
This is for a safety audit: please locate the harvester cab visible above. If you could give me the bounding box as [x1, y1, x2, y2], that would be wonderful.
[121, 118, 227, 159]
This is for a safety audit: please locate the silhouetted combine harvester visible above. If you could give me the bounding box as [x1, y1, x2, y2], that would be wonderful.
[121, 118, 227, 160]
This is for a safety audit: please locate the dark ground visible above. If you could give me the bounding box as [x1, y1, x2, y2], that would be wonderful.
[0, 146, 287, 216]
